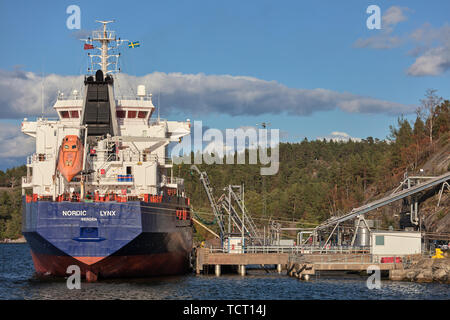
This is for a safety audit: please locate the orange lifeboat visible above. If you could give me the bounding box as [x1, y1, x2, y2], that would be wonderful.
[57, 135, 84, 182]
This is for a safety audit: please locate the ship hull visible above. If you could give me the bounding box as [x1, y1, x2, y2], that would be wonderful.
[22, 197, 193, 279]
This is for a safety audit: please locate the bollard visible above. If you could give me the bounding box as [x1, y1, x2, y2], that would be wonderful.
[215, 264, 221, 277]
[277, 264, 282, 274]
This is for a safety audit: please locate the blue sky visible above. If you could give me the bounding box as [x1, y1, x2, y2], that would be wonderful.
[0, 0, 449, 169]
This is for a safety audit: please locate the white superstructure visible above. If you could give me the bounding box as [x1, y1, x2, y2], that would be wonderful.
[21, 21, 191, 201]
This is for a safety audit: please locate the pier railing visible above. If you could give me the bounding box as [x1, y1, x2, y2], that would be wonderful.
[206, 245, 411, 266]
[207, 245, 370, 255]
[289, 253, 373, 264]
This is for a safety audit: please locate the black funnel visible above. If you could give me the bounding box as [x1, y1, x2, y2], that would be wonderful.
[95, 70, 104, 82]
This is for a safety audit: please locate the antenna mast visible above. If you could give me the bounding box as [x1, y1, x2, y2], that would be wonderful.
[158, 88, 161, 121]
[81, 20, 128, 74]
[41, 71, 44, 117]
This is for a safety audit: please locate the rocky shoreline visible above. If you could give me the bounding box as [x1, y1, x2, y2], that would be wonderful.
[390, 255, 450, 284]
[0, 237, 26, 243]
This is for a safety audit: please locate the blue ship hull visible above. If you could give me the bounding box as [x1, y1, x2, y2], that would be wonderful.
[22, 196, 193, 279]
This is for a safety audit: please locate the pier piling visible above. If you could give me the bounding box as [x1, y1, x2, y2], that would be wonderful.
[277, 264, 282, 274]
[215, 264, 221, 277]
[239, 265, 246, 276]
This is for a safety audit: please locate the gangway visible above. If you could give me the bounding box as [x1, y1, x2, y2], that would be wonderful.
[190, 165, 225, 237]
[190, 165, 263, 245]
[316, 171, 450, 231]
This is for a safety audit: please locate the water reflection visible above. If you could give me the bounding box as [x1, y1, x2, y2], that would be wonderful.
[1, 244, 449, 300]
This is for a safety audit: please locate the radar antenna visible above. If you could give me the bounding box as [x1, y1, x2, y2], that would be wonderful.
[81, 20, 129, 75]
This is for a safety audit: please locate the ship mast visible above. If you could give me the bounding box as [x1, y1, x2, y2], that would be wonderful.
[82, 20, 128, 75]
[97, 20, 114, 73]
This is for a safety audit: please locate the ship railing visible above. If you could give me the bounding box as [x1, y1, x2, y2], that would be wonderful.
[87, 168, 136, 183]
[116, 95, 153, 101]
[28, 153, 54, 164]
[118, 153, 156, 163]
[116, 150, 172, 165]
[22, 176, 32, 185]
[95, 153, 120, 172]
[149, 118, 168, 126]
[57, 92, 83, 100]
[161, 176, 184, 185]
[88, 175, 135, 184]
[22, 117, 60, 124]
[92, 28, 116, 39]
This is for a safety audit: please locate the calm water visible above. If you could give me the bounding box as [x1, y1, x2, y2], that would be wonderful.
[1, 243, 449, 300]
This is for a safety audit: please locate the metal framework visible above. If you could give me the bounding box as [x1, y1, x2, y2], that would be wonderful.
[190, 165, 263, 245]
[190, 165, 225, 237]
[81, 20, 129, 75]
[312, 171, 450, 247]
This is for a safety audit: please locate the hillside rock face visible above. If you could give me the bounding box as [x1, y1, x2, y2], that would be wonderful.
[422, 141, 450, 175]
[390, 256, 450, 283]
[419, 140, 450, 233]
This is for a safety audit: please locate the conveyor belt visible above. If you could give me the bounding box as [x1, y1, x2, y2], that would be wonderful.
[316, 171, 450, 230]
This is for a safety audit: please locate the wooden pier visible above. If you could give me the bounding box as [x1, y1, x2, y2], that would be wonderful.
[195, 247, 407, 278]
[195, 248, 289, 275]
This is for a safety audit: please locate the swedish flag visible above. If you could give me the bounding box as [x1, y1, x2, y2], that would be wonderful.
[128, 41, 140, 48]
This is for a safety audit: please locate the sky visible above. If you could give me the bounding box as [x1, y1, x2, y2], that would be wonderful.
[0, 0, 449, 170]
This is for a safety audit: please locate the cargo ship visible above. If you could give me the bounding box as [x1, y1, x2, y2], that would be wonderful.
[20, 21, 193, 281]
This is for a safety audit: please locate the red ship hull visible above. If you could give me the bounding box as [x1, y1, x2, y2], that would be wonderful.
[31, 250, 190, 279]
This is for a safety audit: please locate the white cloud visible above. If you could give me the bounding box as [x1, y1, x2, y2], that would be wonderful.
[407, 24, 450, 76]
[407, 46, 450, 76]
[355, 11, 450, 77]
[353, 35, 403, 50]
[0, 69, 83, 118]
[353, 6, 410, 49]
[0, 123, 34, 158]
[0, 69, 415, 120]
[382, 6, 410, 30]
[317, 131, 362, 142]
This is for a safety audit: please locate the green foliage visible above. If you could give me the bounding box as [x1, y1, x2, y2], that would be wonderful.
[1, 92, 449, 240]
[434, 100, 450, 139]
[184, 95, 449, 232]
[183, 138, 397, 228]
[0, 188, 22, 239]
[0, 165, 26, 187]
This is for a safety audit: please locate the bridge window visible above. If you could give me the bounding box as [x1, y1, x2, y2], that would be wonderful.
[70, 110, 79, 118]
[138, 111, 148, 118]
[60, 111, 69, 118]
[127, 111, 137, 118]
[116, 110, 126, 118]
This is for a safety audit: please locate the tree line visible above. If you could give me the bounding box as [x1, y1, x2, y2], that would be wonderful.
[180, 90, 449, 228]
[0, 90, 448, 239]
